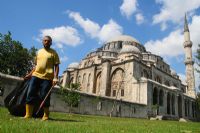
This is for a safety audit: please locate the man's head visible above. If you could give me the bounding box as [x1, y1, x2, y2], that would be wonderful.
[42, 36, 52, 49]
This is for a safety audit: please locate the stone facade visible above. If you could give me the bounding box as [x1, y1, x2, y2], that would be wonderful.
[60, 19, 197, 120]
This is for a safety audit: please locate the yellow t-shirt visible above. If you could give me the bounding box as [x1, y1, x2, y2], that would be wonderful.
[32, 48, 60, 80]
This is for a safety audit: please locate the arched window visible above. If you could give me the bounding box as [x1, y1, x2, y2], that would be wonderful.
[164, 80, 170, 86]
[155, 76, 162, 84]
[82, 73, 86, 84]
[111, 68, 125, 97]
[93, 72, 101, 95]
[69, 77, 74, 86]
[142, 69, 149, 78]
[87, 73, 91, 88]
[77, 75, 81, 83]
[81, 73, 86, 91]
[118, 41, 122, 49]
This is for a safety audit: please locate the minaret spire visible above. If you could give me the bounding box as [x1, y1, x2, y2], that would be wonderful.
[183, 13, 196, 98]
[184, 13, 189, 32]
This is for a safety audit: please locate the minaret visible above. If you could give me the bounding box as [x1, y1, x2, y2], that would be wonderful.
[183, 14, 196, 98]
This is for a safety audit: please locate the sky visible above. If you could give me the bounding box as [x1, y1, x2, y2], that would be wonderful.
[0, 0, 200, 90]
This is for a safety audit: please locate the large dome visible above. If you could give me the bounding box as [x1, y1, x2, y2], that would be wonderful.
[106, 35, 140, 44]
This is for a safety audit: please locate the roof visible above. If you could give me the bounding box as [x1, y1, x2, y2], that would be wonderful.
[106, 35, 140, 44]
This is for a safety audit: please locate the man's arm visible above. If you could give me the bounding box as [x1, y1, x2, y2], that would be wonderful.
[24, 67, 36, 80]
[53, 64, 59, 86]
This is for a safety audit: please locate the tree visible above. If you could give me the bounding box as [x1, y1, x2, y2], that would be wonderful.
[196, 44, 200, 110]
[196, 44, 200, 73]
[0, 32, 37, 77]
[58, 83, 81, 113]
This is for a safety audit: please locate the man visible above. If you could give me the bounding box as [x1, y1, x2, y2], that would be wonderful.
[24, 36, 60, 120]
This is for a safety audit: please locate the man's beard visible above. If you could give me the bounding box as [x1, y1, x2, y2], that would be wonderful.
[43, 44, 50, 49]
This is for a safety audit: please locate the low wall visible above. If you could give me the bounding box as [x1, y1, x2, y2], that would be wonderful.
[0, 73, 24, 106]
[0, 73, 148, 118]
[51, 89, 147, 118]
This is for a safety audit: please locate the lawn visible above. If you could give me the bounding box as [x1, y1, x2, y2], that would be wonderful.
[0, 107, 200, 133]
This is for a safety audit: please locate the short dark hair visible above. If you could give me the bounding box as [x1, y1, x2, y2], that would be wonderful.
[44, 35, 52, 42]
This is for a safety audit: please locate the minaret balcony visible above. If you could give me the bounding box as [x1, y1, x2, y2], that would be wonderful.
[184, 59, 194, 65]
[183, 41, 192, 48]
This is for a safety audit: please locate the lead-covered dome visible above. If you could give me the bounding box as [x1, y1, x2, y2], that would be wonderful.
[106, 35, 140, 44]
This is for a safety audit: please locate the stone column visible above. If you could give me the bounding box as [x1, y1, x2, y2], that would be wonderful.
[163, 91, 167, 114]
[74, 70, 79, 83]
[89, 66, 96, 94]
[100, 60, 111, 96]
[182, 98, 186, 118]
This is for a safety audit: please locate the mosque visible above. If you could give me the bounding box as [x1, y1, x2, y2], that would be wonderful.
[60, 15, 197, 120]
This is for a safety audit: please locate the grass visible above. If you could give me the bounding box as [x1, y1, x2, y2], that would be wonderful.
[0, 107, 200, 133]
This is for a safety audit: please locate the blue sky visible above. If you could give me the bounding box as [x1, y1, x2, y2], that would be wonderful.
[0, 0, 200, 90]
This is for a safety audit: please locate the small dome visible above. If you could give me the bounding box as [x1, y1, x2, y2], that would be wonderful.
[68, 62, 79, 69]
[120, 42, 140, 54]
[106, 35, 140, 44]
[171, 69, 176, 76]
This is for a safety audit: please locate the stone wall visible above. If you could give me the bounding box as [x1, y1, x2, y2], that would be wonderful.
[51, 89, 147, 118]
[0, 73, 148, 118]
[0, 73, 24, 106]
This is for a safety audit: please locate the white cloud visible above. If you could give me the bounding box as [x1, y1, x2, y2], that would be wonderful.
[60, 56, 68, 63]
[120, 0, 138, 19]
[68, 11, 123, 43]
[153, 0, 200, 30]
[68, 11, 100, 38]
[39, 26, 82, 48]
[98, 19, 123, 42]
[135, 13, 144, 25]
[144, 29, 184, 57]
[145, 15, 200, 57]
[189, 15, 200, 52]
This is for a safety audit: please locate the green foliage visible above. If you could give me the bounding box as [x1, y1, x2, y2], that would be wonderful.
[196, 92, 200, 110]
[151, 104, 159, 110]
[58, 83, 81, 112]
[0, 32, 37, 77]
[196, 44, 200, 74]
[92, 95, 101, 104]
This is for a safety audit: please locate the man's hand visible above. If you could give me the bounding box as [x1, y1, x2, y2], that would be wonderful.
[24, 74, 32, 80]
[52, 78, 59, 86]
[24, 67, 35, 80]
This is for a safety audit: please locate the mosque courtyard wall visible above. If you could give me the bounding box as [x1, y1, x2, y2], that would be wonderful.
[0, 72, 199, 121]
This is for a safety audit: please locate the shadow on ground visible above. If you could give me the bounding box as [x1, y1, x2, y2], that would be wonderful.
[49, 117, 84, 123]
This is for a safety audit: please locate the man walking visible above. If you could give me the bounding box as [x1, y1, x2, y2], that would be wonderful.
[24, 36, 60, 120]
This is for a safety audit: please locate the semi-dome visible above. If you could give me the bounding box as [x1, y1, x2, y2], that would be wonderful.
[106, 35, 140, 44]
[120, 41, 141, 54]
[68, 62, 79, 69]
